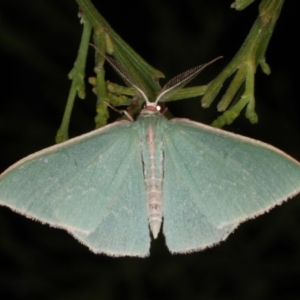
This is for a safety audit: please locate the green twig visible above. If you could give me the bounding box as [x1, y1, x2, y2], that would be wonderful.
[202, 0, 284, 127]
[231, 0, 256, 10]
[93, 26, 109, 128]
[56, 14, 92, 142]
[58, 0, 284, 139]
[76, 0, 164, 99]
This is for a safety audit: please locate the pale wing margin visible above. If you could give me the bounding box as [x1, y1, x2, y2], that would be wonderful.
[164, 118, 300, 233]
[0, 121, 147, 238]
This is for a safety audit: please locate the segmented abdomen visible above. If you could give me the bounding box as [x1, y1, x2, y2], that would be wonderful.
[139, 118, 164, 239]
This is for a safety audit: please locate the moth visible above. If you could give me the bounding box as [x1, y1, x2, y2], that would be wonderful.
[1, 55, 300, 257]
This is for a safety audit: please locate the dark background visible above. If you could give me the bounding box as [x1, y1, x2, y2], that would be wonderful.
[0, 0, 300, 299]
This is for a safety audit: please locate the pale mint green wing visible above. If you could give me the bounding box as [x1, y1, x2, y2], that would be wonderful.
[71, 167, 149, 257]
[0, 121, 150, 257]
[163, 152, 238, 253]
[163, 118, 300, 253]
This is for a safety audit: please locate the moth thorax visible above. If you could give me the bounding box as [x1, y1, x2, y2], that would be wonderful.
[147, 190, 163, 239]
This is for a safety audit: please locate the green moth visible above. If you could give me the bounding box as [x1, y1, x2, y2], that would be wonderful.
[1, 56, 300, 257]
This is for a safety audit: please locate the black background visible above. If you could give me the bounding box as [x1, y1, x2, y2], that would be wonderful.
[0, 1, 300, 299]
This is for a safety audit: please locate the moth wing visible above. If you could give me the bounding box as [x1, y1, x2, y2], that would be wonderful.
[0, 121, 150, 256]
[163, 118, 300, 253]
